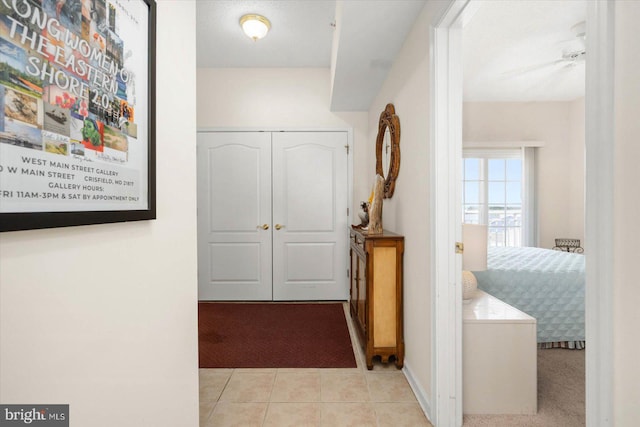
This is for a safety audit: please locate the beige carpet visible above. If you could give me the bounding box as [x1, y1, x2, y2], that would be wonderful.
[463, 349, 585, 426]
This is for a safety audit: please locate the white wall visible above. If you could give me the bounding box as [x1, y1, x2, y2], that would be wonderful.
[0, 2, 200, 426]
[366, 1, 449, 414]
[196, 67, 369, 216]
[568, 98, 585, 242]
[463, 101, 585, 249]
[613, 2, 640, 424]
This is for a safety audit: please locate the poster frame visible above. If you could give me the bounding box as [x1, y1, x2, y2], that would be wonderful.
[0, 0, 156, 232]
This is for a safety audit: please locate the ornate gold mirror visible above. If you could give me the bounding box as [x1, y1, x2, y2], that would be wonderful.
[375, 103, 401, 198]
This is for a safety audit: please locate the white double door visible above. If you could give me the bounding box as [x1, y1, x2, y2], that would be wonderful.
[197, 131, 349, 301]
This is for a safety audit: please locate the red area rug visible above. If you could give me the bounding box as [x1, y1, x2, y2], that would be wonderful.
[198, 302, 357, 368]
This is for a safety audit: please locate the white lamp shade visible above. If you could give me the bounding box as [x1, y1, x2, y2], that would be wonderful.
[240, 14, 271, 41]
[462, 224, 488, 271]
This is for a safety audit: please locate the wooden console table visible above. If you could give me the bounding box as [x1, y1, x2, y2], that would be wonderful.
[349, 228, 404, 370]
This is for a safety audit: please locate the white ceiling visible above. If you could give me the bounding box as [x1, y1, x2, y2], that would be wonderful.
[463, 0, 587, 102]
[196, 0, 587, 109]
[196, 1, 336, 68]
[195, 0, 426, 111]
[329, 1, 427, 110]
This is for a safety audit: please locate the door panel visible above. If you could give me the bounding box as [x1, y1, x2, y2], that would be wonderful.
[197, 132, 272, 301]
[209, 144, 261, 232]
[285, 242, 335, 281]
[208, 243, 261, 281]
[282, 144, 335, 232]
[272, 132, 349, 301]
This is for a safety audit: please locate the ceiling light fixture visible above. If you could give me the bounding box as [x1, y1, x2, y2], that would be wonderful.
[239, 14, 271, 41]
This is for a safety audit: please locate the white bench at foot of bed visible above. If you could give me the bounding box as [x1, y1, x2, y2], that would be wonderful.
[463, 289, 537, 415]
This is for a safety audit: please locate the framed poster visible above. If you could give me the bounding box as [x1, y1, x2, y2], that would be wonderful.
[0, 0, 156, 232]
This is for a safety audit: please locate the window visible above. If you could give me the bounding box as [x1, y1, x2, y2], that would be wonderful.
[463, 148, 536, 247]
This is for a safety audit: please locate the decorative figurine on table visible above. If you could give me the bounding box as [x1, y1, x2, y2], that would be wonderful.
[353, 188, 375, 230]
[357, 201, 370, 228]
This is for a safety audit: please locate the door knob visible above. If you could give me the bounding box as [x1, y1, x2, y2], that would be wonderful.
[258, 224, 269, 230]
[275, 224, 285, 230]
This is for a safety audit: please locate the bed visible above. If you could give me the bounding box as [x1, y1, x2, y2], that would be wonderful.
[472, 246, 585, 349]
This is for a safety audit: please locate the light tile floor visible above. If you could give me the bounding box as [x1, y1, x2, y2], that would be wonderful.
[199, 303, 433, 427]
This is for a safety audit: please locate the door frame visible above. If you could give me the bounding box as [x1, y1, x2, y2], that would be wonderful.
[430, 1, 614, 426]
[196, 127, 355, 301]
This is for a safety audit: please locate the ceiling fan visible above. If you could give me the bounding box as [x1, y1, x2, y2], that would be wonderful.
[557, 21, 586, 63]
[502, 21, 585, 78]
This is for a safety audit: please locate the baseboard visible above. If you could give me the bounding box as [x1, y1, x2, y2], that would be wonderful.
[403, 360, 433, 424]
